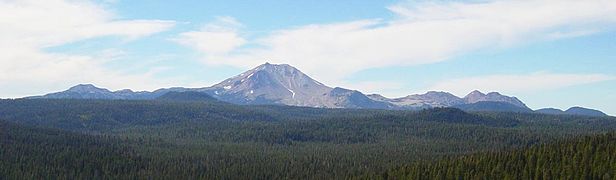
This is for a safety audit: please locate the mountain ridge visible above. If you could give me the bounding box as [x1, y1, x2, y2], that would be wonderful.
[536, 107, 608, 117]
[29, 63, 608, 116]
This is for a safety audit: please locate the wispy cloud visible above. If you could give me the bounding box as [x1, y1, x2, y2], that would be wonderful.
[176, 0, 616, 86]
[173, 16, 246, 55]
[340, 81, 406, 97]
[425, 72, 616, 97]
[0, 0, 176, 97]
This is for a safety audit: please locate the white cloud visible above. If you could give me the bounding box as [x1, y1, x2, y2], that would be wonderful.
[173, 16, 246, 55]
[176, 0, 616, 86]
[426, 72, 616, 97]
[0, 0, 176, 97]
[546, 29, 600, 40]
[0, 0, 175, 48]
[340, 81, 406, 96]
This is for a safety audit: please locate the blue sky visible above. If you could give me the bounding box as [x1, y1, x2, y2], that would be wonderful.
[1, 0, 615, 115]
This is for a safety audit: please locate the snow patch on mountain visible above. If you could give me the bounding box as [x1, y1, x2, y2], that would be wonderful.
[287, 88, 295, 99]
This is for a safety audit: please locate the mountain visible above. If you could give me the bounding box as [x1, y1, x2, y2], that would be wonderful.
[366, 94, 390, 102]
[453, 101, 533, 113]
[368, 90, 528, 111]
[203, 63, 331, 106]
[201, 63, 390, 109]
[535, 108, 566, 115]
[534, 107, 607, 117]
[463, 90, 527, 108]
[564, 107, 607, 117]
[35, 84, 121, 99]
[30, 63, 607, 114]
[326, 88, 393, 109]
[385, 91, 465, 108]
[33, 64, 389, 109]
[33, 84, 193, 100]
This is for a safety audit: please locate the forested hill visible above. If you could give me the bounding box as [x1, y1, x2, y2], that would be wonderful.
[0, 99, 519, 132]
[377, 133, 616, 179]
[1, 99, 616, 179]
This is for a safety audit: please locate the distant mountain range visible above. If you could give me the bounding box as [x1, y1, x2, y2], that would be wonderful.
[28, 63, 608, 117]
[535, 107, 607, 117]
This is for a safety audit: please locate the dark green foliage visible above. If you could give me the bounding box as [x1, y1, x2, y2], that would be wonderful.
[453, 101, 533, 113]
[0, 99, 615, 179]
[378, 133, 616, 180]
[155, 91, 219, 102]
[0, 121, 144, 179]
[0, 99, 274, 131]
[566, 107, 608, 117]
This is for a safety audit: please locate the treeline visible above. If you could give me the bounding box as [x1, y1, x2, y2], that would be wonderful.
[377, 133, 616, 179]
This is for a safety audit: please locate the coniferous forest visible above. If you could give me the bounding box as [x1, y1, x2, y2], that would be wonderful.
[1, 99, 615, 179]
[375, 133, 616, 179]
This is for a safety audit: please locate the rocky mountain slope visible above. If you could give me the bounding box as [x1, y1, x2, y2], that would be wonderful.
[368, 91, 464, 109]
[368, 90, 529, 110]
[463, 91, 527, 108]
[202, 63, 333, 107]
